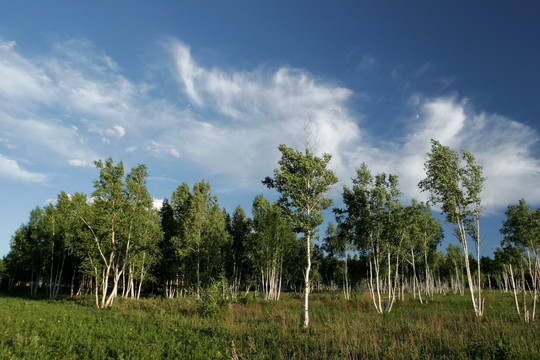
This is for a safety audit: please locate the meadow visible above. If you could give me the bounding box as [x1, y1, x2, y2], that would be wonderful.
[0, 290, 538, 359]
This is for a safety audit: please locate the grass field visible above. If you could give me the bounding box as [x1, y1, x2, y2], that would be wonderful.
[0, 290, 538, 359]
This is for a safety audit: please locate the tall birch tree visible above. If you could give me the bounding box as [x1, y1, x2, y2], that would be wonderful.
[263, 143, 337, 329]
[340, 163, 404, 313]
[419, 139, 485, 316]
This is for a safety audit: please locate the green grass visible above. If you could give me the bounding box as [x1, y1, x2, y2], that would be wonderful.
[0, 291, 538, 359]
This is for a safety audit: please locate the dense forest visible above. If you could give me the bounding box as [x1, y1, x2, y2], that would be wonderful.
[1, 140, 538, 324]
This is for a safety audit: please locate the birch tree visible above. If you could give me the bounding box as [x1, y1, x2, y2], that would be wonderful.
[6, 207, 46, 294]
[250, 195, 296, 300]
[73, 159, 127, 308]
[419, 139, 485, 316]
[73, 158, 158, 307]
[501, 199, 539, 322]
[225, 205, 252, 298]
[44, 193, 80, 299]
[263, 143, 338, 329]
[323, 221, 354, 300]
[407, 201, 443, 300]
[339, 163, 404, 313]
[157, 200, 183, 298]
[172, 180, 229, 298]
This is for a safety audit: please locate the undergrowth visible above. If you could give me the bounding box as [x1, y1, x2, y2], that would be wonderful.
[0, 291, 537, 359]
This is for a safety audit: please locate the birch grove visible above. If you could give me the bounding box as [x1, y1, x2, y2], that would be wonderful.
[3, 140, 539, 329]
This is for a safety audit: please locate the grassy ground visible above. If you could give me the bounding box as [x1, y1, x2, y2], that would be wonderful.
[0, 290, 538, 359]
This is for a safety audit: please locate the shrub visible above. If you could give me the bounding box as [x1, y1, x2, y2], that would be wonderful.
[197, 280, 227, 317]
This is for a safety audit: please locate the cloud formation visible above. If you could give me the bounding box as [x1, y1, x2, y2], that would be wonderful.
[0, 154, 49, 183]
[167, 39, 362, 184]
[395, 96, 540, 211]
[0, 36, 538, 215]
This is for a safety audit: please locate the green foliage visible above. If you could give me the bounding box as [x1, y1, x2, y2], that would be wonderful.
[419, 139, 485, 316]
[263, 143, 338, 327]
[169, 180, 230, 296]
[197, 280, 227, 317]
[418, 139, 484, 238]
[263, 144, 338, 237]
[501, 199, 540, 252]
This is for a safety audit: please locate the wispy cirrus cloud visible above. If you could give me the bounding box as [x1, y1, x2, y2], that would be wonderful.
[166, 39, 362, 185]
[0, 154, 49, 183]
[1, 35, 538, 215]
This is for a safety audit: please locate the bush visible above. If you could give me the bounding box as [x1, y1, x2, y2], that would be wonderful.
[197, 280, 227, 317]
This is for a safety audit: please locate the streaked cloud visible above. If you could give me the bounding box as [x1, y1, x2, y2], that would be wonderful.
[0, 154, 49, 183]
[166, 39, 360, 187]
[0, 35, 538, 216]
[68, 159, 90, 167]
[394, 96, 540, 212]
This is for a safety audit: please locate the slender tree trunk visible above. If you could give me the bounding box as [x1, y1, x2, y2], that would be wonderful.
[196, 246, 201, 299]
[343, 250, 350, 300]
[457, 218, 482, 316]
[410, 247, 423, 304]
[52, 250, 66, 299]
[424, 249, 431, 298]
[526, 249, 538, 322]
[303, 232, 311, 329]
[508, 264, 520, 316]
[520, 258, 530, 322]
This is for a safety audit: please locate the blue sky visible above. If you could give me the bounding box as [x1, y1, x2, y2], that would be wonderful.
[1, 1, 539, 258]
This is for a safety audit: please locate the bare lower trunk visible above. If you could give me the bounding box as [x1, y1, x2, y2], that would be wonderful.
[303, 233, 311, 329]
[51, 250, 66, 299]
[343, 250, 350, 300]
[508, 264, 520, 316]
[458, 219, 483, 316]
[411, 247, 423, 304]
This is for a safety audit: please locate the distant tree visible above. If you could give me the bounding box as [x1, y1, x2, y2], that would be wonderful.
[407, 200, 443, 299]
[0, 257, 6, 288]
[419, 139, 485, 316]
[44, 193, 78, 299]
[501, 199, 539, 322]
[155, 199, 181, 297]
[263, 143, 338, 329]
[323, 221, 353, 299]
[445, 243, 465, 295]
[171, 181, 229, 298]
[224, 205, 253, 297]
[6, 207, 46, 294]
[249, 195, 296, 300]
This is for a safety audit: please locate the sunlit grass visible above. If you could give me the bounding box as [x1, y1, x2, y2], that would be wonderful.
[0, 290, 538, 359]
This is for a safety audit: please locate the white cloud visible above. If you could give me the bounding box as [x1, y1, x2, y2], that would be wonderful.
[0, 40, 16, 50]
[152, 198, 164, 210]
[0, 35, 538, 216]
[0, 154, 49, 183]
[0, 110, 97, 166]
[0, 138, 15, 149]
[106, 125, 125, 139]
[392, 96, 540, 212]
[166, 39, 361, 188]
[0, 41, 54, 104]
[68, 159, 90, 167]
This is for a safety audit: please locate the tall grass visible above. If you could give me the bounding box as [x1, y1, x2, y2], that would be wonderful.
[0, 291, 538, 359]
